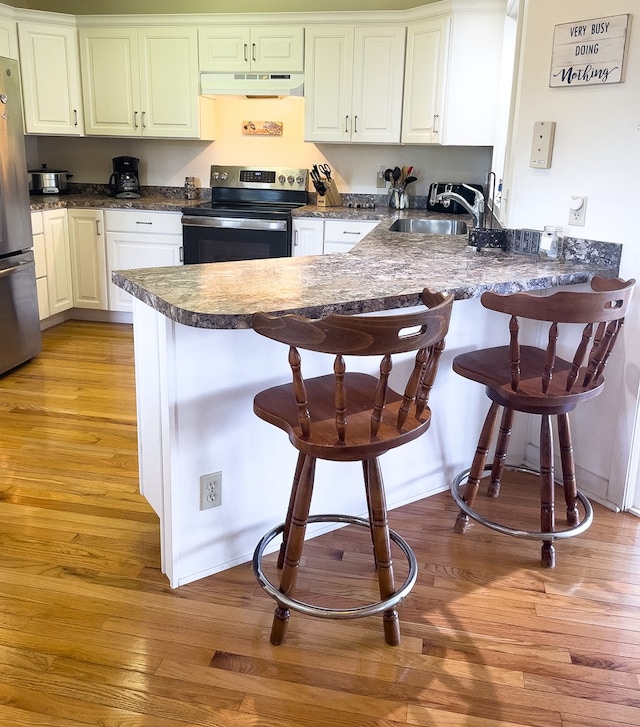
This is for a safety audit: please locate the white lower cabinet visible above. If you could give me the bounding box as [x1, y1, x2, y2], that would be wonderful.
[323, 219, 378, 254]
[42, 208, 73, 316]
[292, 218, 324, 256]
[105, 210, 183, 312]
[68, 209, 107, 310]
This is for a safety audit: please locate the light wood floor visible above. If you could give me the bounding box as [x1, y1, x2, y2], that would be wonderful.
[1, 320, 640, 727]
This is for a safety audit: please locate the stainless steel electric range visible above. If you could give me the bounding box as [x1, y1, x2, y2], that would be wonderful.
[181, 165, 308, 264]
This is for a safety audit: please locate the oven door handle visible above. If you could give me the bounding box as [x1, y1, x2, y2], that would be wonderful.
[181, 215, 288, 232]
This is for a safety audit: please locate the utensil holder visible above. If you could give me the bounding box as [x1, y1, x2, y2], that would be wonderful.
[317, 179, 341, 207]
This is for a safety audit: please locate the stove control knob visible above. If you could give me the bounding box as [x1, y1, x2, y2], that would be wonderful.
[278, 174, 286, 185]
[211, 171, 219, 180]
[220, 172, 228, 181]
[296, 175, 305, 186]
[287, 175, 295, 185]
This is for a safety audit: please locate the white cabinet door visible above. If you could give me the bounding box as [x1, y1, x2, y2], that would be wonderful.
[68, 209, 108, 310]
[105, 210, 182, 312]
[0, 16, 18, 59]
[292, 218, 324, 257]
[401, 17, 450, 144]
[42, 209, 73, 315]
[323, 219, 378, 253]
[250, 27, 304, 72]
[80, 26, 214, 139]
[304, 25, 404, 144]
[18, 21, 83, 135]
[304, 27, 353, 143]
[198, 25, 303, 72]
[351, 26, 405, 143]
[79, 28, 139, 136]
[138, 27, 202, 138]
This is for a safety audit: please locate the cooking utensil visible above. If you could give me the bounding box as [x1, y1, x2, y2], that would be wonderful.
[383, 168, 392, 183]
[319, 163, 332, 180]
[392, 166, 401, 186]
[403, 175, 417, 187]
[28, 164, 73, 194]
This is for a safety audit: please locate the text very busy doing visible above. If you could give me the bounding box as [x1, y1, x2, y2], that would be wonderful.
[550, 14, 629, 88]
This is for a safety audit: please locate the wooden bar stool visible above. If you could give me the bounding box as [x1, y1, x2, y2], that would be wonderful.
[251, 289, 453, 645]
[451, 276, 635, 567]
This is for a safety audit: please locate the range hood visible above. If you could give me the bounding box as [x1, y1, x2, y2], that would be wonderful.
[200, 72, 304, 98]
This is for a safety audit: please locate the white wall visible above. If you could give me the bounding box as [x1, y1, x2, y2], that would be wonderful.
[504, 0, 640, 508]
[32, 96, 492, 196]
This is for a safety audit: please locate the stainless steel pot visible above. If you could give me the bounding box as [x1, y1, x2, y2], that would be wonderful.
[28, 164, 73, 194]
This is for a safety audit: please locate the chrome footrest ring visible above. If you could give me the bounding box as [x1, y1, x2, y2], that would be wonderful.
[252, 514, 418, 620]
[452, 464, 594, 541]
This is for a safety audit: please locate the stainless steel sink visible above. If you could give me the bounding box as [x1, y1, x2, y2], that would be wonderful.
[389, 218, 468, 235]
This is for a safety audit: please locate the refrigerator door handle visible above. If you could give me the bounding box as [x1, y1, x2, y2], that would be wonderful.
[0, 258, 34, 278]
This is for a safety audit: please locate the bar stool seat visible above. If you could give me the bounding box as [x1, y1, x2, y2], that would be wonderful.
[451, 276, 635, 567]
[251, 289, 453, 645]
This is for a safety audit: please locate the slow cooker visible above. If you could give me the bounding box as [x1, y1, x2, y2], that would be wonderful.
[28, 164, 73, 194]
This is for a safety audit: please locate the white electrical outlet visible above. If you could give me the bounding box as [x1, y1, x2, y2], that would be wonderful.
[568, 195, 587, 226]
[376, 166, 387, 189]
[200, 471, 222, 509]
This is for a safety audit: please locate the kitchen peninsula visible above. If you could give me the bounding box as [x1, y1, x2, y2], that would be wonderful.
[113, 215, 620, 587]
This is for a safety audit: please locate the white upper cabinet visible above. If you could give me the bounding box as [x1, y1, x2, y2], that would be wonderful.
[304, 25, 405, 144]
[198, 26, 304, 73]
[0, 16, 18, 59]
[402, 11, 505, 145]
[79, 26, 215, 139]
[401, 17, 449, 144]
[18, 21, 84, 135]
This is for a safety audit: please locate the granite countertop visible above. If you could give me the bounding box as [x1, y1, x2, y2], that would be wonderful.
[29, 191, 205, 212]
[112, 208, 621, 330]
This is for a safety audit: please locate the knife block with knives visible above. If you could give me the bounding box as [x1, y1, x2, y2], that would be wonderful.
[316, 178, 341, 207]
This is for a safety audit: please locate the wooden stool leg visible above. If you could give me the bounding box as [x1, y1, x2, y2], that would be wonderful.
[362, 460, 378, 569]
[557, 413, 579, 527]
[539, 414, 556, 568]
[270, 455, 316, 645]
[488, 407, 514, 498]
[364, 458, 400, 646]
[278, 452, 306, 569]
[455, 401, 501, 534]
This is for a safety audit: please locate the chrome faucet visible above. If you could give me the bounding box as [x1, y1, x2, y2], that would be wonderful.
[431, 183, 485, 229]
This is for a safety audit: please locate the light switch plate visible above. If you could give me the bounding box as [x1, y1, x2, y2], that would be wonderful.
[530, 121, 556, 169]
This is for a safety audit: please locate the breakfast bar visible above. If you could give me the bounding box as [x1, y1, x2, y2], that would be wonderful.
[113, 216, 621, 587]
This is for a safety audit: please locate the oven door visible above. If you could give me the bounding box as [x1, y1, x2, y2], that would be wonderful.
[181, 215, 291, 264]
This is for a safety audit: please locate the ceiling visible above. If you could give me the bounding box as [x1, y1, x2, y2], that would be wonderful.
[5, 0, 440, 14]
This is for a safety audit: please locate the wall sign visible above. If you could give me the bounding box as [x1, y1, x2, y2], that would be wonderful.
[242, 120, 283, 136]
[550, 14, 630, 87]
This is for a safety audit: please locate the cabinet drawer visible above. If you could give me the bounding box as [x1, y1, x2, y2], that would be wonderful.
[324, 220, 378, 244]
[105, 210, 182, 235]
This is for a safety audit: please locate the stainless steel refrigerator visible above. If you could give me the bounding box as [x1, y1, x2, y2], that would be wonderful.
[0, 56, 41, 375]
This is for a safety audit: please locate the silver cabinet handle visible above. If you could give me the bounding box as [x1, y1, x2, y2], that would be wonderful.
[96, 218, 102, 236]
[134, 111, 139, 128]
[243, 43, 248, 62]
[433, 114, 439, 135]
[73, 109, 78, 126]
[141, 111, 146, 128]
[294, 230, 299, 247]
[344, 231, 362, 236]
[354, 115, 358, 133]
[252, 43, 256, 62]
[345, 115, 349, 133]
[135, 221, 153, 225]
[179, 246, 184, 262]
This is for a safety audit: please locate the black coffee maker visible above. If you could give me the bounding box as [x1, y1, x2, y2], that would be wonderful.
[109, 156, 140, 198]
